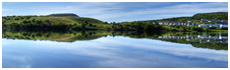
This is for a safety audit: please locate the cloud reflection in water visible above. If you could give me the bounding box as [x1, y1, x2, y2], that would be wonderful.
[2, 36, 228, 68]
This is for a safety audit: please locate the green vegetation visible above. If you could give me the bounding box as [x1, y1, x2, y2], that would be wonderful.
[2, 15, 165, 32]
[107, 21, 164, 32]
[3, 30, 109, 42]
[192, 42, 228, 50]
[152, 12, 228, 22]
[158, 38, 227, 50]
[2, 29, 161, 42]
[163, 25, 202, 32]
[192, 12, 228, 20]
[2, 12, 228, 32]
[2, 15, 106, 31]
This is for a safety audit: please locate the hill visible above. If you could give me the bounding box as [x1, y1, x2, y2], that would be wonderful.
[47, 13, 79, 17]
[192, 12, 228, 20]
[2, 12, 227, 32]
[153, 12, 228, 22]
[2, 14, 106, 31]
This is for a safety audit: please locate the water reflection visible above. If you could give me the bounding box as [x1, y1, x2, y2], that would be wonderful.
[3, 30, 228, 50]
[158, 33, 228, 43]
[154, 32, 228, 50]
[2, 30, 228, 68]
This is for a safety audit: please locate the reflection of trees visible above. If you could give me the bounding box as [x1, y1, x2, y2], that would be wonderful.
[154, 32, 228, 50]
[191, 42, 228, 50]
[2, 30, 109, 42]
[2, 30, 162, 41]
[157, 39, 227, 50]
[2, 30, 228, 50]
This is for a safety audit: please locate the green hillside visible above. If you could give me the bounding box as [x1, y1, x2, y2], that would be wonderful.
[2, 12, 228, 32]
[154, 12, 228, 22]
[192, 12, 228, 20]
[2, 14, 105, 31]
[2, 13, 164, 32]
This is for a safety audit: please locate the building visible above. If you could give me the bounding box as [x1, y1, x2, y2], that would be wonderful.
[220, 24, 228, 28]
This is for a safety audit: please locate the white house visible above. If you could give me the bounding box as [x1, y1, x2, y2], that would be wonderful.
[220, 24, 228, 28]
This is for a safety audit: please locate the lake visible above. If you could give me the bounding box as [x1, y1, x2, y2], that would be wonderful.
[2, 30, 228, 68]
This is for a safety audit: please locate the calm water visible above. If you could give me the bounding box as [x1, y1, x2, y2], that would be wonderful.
[2, 31, 228, 68]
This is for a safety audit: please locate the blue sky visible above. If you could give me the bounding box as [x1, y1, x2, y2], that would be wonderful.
[2, 2, 228, 22]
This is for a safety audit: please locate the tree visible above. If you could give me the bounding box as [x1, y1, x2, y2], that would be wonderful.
[204, 27, 210, 32]
[193, 27, 204, 32]
[81, 23, 86, 29]
[74, 23, 77, 26]
[84, 21, 89, 25]
[104, 22, 108, 24]
[89, 23, 93, 27]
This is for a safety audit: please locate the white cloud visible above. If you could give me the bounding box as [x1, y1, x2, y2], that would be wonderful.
[2, 9, 10, 11]
[3, 2, 228, 22]
[17, 2, 227, 22]
[3, 55, 32, 68]
[80, 2, 227, 22]
[2, 41, 10, 45]
[31, 36, 228, 62]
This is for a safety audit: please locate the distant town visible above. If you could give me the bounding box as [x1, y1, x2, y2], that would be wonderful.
[157, 18, 228, 28]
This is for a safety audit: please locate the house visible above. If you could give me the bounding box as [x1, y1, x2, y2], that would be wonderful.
[199, 24, 209, 28]
[220, 24, 228, 28]
[158, 22, 164, 25]
[223, 20, 228, 24]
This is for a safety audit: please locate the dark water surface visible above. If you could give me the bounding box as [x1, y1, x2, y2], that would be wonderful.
[2, 31, 228, 68]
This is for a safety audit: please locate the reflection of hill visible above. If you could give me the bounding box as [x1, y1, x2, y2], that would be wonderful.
[2, 30, 162, 42]
[157, 39, 227, 50]
[155, 32, 228, 50]
[191, 42, 228, 50]
[2, 30, 110, 42]
[2, 30, 228, 50]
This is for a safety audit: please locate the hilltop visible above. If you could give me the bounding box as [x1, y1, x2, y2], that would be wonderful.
[47, 13, 79, 17]
[192, 12, 228, 20]
[151, 12, 228, 22]
[2, 13, 107, 31]
[2, 13, 103, 24]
